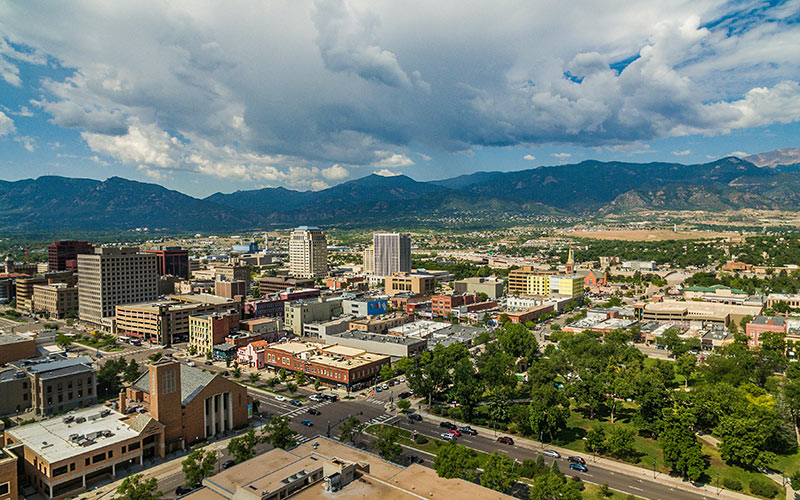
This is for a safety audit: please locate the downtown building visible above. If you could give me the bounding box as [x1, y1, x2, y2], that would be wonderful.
[145, 247, 190, 279]
[289, 226, 327, 279]
[47, 241, 94, 272]
[369, 232, 411, 277]
[77, 247, 159, 329]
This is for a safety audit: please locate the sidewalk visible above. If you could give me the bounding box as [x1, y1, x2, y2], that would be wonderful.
[414, 406, 763, 500]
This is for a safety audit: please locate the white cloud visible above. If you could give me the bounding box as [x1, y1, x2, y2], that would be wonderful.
[552, 153, 572, 159]
[672, 149, 691, 156]
[373, 168, 401, 176]
[14, 136, 35, 151]
[523, 154, 536, 160]
[416, 152, 432, 161]
[0, 111, 15, 136]
[729, 151, 748, 158]
[321, 164, 349, 180]
[372, 152, 414, 167]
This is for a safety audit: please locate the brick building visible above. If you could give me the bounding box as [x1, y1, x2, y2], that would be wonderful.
[431, 293, 477, 317]
[214, 280, 247, 299]
[145, 247, 190, 279]
[348, 312, 411, 334]
[745, 315, 787, 349]
[47, 241, 94, 272]
[258, 276, 315, 294]
[0, 334, 36, 365]
[261, 341, 389, 387]
[189, 311, 240, 355]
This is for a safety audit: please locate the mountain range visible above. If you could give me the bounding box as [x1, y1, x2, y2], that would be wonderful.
[1, 150, 799, 232]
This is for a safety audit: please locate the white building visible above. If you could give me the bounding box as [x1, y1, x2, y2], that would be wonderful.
[289, 226, 328, 279]
[372, 233, 411, 277]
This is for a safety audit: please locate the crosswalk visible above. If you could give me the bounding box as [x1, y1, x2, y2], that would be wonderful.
[364, 398, 387, 406]
[281, 400, 332, 418]
[291, 433, 313, 445]
[365, 413, 398, 426]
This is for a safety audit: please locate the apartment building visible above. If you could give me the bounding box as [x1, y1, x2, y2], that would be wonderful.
[17, 357, 98, 416]
[47, 241, 94, 272]
[189, 311, 240, 355]
[145, 247, 189, 279]
[384, 272, 435, 296]
[214, 279, 247, 299]
[289, 226, 327, 279]
[77, 247, 159, 328]
[372, 233, 411, 277]
[283, 297, 343, 334]
[261, 341, 389, 387]
[32, 283, 78, 318]
[453, 276, 504, 299]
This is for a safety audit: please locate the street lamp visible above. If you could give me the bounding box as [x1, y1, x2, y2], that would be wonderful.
[653, 458, 656, 479]
[716, 472, 720, 495]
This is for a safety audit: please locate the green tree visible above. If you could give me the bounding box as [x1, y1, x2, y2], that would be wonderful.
[528, 386, 570, 442]
[586, 426, 606, 455]
[338, 417, 365, 445]
[279, 368, 288, 381]
[249, 372, 260, 384]
[659, 409, 706, 481]
[114, 474, 161, 500]
[286, 382, 298, 394]
[450, 357, 482, 420]
[717, 413, 777, 469]
[397, 399, 411, 413]
[187, 345, 197, 356]
[232, 366, 241, 378]
[434, 443, 479, 481]
[123, 358, 141, 384]
[606, 425, 637, 461]
[374, 426, 402, 462]
[295, 371, 306, 385]
[497, 322, 539, 360]
[314, 377, 321, 391]
[262, 416, 296, 449]
[380, 364, 395, 381]
[674, 353, 696, 388]
[480, 452, 519, 492]
[227, 429, 258, 463]
[182, 449, 217, 487]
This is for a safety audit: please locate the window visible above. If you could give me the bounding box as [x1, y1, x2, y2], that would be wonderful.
[121, 446, 126, 453]
[85, 458, 90, 466]
[0, 482, 8, 495]
[108, 450, 113, 458]
[92, 452, 105, 463]
[53, 465, 68, 477]
[70, 463, 75, 471]
[128, 441, 140, 451]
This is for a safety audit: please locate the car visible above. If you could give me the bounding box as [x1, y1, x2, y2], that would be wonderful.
[376, 387, 382, 392]
[568, 456, 586, 465]
[389, 380, 398, 386]
[381, 383, 389, 390]
[275, 395, 286, 401]
[408, 413, 422, 422]
[222, 460, 236, 469]
[497, 436, 514, 445]
[542, 450, 561, 458]
[223, 371, 230, 376]
[187, 361, 196, 367]
[309, 394, 324, 402]
[440, 432, 456, 441]
[323, 394, 338, 402]
[569, 463, 588, 473]
[175, 486, 196, 496]
[289, 399, 302, 407]
[398, 391, 412, 399]
[301, 419, 314, 427]
[308, 408, 320, 415]
[439, 421, 457, 430]
[408, 454, 424, 464]
[458, 426, 477, 436]
[446, 429, 461, 437]
[656, 344, 665, 350]
[204, 361, 213, 365]
[398, 377, 405, 382]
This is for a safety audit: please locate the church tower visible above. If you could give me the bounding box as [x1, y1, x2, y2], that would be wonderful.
[565, 247, 574, 274]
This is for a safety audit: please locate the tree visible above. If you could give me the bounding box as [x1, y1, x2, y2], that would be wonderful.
[528, 386, 570, 442]
[380, 364, 395, 381]
[262, 416, 296, 449]
[586, 427, 606, 455]
[249, 372, 260, 384]
[606, 425, 637, 461]
[374, 426, 402, 462]
[338, 417, 365, 445]
[97, 358, 127, 398]
[659, 409, 706, 481]
[182, 449, 217, 487]
[188, 345, 198, 356]
[314, 377, 322, 391]
[295, 371, 306, 386]
[480, 452, 519, 492]
[232, 366, 241, 379]
[784, 363, 800, 446]
[114, 474, 161, 500]
[674, 353, 696, 388]
[717, 413, 777, 469]
[286, 382, 298, 394]
[227, 429, 258, 463]
[450, 357, 482, 420]
[397, 399, 411, 413]
[497, 322, 539, 360]
[123, 358, 141, 384]
[434, 443, 479, 480]
[279, 368, 288, 381]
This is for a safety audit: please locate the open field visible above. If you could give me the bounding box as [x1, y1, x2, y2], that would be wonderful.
[560, 229, 739, 241]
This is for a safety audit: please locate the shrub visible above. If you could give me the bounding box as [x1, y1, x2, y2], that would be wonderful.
[722, 477, 742, 491]
[749, 477, 779, 498]
[414, 434, 428, 445]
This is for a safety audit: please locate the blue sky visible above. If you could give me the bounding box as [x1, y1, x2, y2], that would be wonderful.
[1, 0, 799, 198]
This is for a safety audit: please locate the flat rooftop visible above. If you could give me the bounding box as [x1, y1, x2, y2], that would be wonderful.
[388, 320, 450, 337]
[329, 331, 426, 346]
[240, 317, 281, 325]
[6, 406, 141, 463]
[268, 341, 325, 355]
[309, 351, 388, 369]
[0, 333, 35, 345]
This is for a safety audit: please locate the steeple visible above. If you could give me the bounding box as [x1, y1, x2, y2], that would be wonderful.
[565, 247, 574, 274]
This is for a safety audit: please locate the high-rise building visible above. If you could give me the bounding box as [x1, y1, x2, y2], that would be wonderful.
[289, 226, 327, 279]
[77, 247, 159, 327]
[146, 247, 190, 278]
[362, 245, 374, 275]
[47, 241, 94, 272]
[372, 233, 411, 277]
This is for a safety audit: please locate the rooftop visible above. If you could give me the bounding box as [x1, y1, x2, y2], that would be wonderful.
[0, 333, 35, 345]
[17, 356, 93, 374]
[6, 406, 141, 463]
[328, 331, 426, 346]
[132, 363, 216, 405]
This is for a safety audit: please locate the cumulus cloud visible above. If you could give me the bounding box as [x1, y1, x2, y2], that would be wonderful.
[14, 136, 35, 151]
[523, 154, 536, 160]
[672, 149, 691, 156]
[552, 153, 572, 159]
[0, 111, 15, 136]
[0, 0, 798, 190]
[729, 151, 749, 158]
[373, 168, 401, 176]
[321, 164, 349, 180]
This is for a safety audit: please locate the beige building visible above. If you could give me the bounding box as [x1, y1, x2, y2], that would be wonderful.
[384, 272, 435, 296]
[362, 245, 374, 275]
[214, 280, 247, 299]
[189, 311, 240, 355]
[33, 283, 78, 318]
[453, 276, 505, 299]
[289, 226, 327, 279]
[638, 300, 762, 326]
[283, 297, 343, 334]
[77, 247, 158, 327]
[348, 312, 411, 334]
[211, 260, 250, 292]
[15, 276, 47, 312]
[115, 294, 238, 345]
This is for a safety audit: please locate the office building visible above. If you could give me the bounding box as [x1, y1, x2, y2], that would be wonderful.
[261, 341, 389, 387]
[47, 241, 94, 272]
[431, 293, 476, 317]
[239, 317, 282, 336]
[341, 296, 387, 317]
[215, 279, 247, 299]
[189, 311, 240, 355]
[77, 247, 159, 328]
[453, 277, 504, 299]
[283, 297, 343, 334]
[507, 266, 539, 295]
[0, 333, 37, 365]
[621, 260, 657, 271]
[145, 247, 190, 279]
[115, 294, 238, 345]
[289, 226, 327, 279]
[258, 276, 315, 294]
[325, 331, 427, 358]
[0, 368, 30, 416]
[211, 259, 251, 292]
[231, 242, 259, 253]
[348, 312, 411, 334]
[636, 300, 762, 326]
[32, 283, 78, 319]
[14, 276, 46, 313]
[0, 444, 18, 500]
[12, 356, 98, 416]
[372, 233, 411, 277]
[362, 245, 374, 275]
[525, 274, 583, 297]
[384, 272, 435, 296]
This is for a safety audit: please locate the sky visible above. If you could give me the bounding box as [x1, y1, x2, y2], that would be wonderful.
[0, 0, 799, 198]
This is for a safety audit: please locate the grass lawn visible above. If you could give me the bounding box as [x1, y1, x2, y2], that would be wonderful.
[582, 483, 646, 500]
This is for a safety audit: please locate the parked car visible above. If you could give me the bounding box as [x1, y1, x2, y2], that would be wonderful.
[289, 399, 302, 407]
[398, 377, 406, 382]
[308, 408, 320, 415]
[569, 463, 588, 473]
[408, 413, 422, 422]
[223, 371, 230, 376]
[440, 432, 456, 441]
[187, 361, 196, 367]
[323, 394, 338, 402]
[222, 460, 236, 469]
[439, 421, 457, 430]
[408, 454, 424, 464]
[446, 429, 461, 437]
[301, 419, 313, 427]
[381, 383, 389, 390]
[458, 426, 477, 436]
[497, 436, 514, 445]
[204, 361, 213, 365]
[568, 456, 586, 465]
[398, 391, 412, 399]
[275, 395, 286, 402]
[542, 450, 561, 458]
[175, 486, 195, 496]
[376, 387, 382, 392]
[309, 394, 324, 402]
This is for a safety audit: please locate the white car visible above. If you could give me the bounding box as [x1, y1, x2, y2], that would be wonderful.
[275, 395, 286, 402]
[440, 432, 455, 441]
[187, 361, 196, 367]
[381, 384, 389, 390]
[542, 450, 561, 458]
[398, 377, 405, 383]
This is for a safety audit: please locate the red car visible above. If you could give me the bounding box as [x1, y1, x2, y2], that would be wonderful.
[497, 436, 514, 445]
[447, 429, 461, 437]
